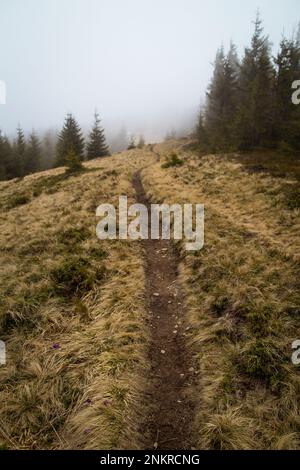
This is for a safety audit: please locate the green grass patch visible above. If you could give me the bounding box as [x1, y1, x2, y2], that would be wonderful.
[161, 152, 184, 169]
[89, 246, 108, 260]
[0, 286, 52, 331]
[284, 184, 300, 210]
[6, 193, 31, 209]
[238, 338, 286, 387]
[51, 256, 107, 298]
[57, 226, 91, 246]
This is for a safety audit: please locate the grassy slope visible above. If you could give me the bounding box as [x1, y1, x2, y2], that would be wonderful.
[0, 149, 155, 449]
[0, 141, 299, 450]
[142, 141, 300, 449]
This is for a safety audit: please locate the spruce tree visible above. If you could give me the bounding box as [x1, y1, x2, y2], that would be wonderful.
[24, 131, 41, 174]
[205, 43, 239, 150]
[1, 135, 14, 179]
[14, 125, 26, 177]
[137, 135, 145, 148]
[0, 131, 8, 180]
[65, 147, 83, 172]
[205, 46, 226, 149]
[275, 35, 300, 150]
[41, 130, 56, 170]
[127, 136, 136, 150]
[55, 114, 85, 166]
[196, 110, 209, 150]
[236, 13, 276, 149]
[222, 43, 240, 147]
[196, 14, 300, 153]
[86, 112, 109, 160]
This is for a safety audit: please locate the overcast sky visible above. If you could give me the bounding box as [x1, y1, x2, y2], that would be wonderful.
[0, 0, 299, 140]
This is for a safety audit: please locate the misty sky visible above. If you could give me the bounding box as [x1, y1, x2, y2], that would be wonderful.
[0, 0, 299, 140]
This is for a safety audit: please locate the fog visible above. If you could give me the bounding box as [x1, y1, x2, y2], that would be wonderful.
[0, 0, 299, 142]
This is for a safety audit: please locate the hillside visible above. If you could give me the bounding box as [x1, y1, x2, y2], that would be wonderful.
[0, 142, 299, 449]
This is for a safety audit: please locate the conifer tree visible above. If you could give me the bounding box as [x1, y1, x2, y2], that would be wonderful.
[196, 110, 209, 150]
[86, 112, 109, 160]
[205, 46, 226, 149]
[127, 136, 136, 150]
[205, 43, 239, 149]
[236, 13, 276, 149]
[0, 131, 9, 180]
[275, 35, 300, 149]
[55, 114, 85, 166]
[137, 135, 145, 148]
[2, 135, 14, 179]
[222, 43, 240, 147]
[65, 147, 83, 172]
[42, 130, 56, 170]
[24, 131, 41, 174]
[14, 125, 26, 176]
[196, 13, 300, 154]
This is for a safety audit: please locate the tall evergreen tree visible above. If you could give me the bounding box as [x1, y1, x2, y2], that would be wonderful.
[86, 112, 109, 160]
[137, 135, 145, 148]
[236, 13, 276, 149]
[0, 131, 8, 180]
[196, 109, 209, 149]
[14, 125, 26, 176]
[25, 131, 41, 174]
[2, 135, 14, 179]
[227, 40, 240, 76]
[41, 129, 56, 170]
[205, 46, 226, 149]
[127, 135, 136, 150]
[55, 114, 85, 166]
[205, 43, 239, 150]
[197, 14, 300, 154]
[65, 147, 83, 172]
[222, 42, 240, 147]
[275, 35, 300, 149]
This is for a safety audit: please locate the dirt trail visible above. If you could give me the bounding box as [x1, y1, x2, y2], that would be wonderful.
[132, 170, 195, 450]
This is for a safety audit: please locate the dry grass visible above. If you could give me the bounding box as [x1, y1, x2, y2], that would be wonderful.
[1, 139, 299, 450]
[0, 148, 156, 449]
[142, 141, 300, 449]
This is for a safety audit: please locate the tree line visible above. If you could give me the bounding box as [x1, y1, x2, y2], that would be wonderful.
[0, 111, 110, 180]
[196, 14, 300, 153]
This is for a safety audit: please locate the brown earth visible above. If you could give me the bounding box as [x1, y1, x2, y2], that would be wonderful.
[132, 171, 196, 450]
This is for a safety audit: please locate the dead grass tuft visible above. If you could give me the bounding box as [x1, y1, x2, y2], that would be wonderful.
[0, 149, 155, 449]
[142, 141, 300, 449]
